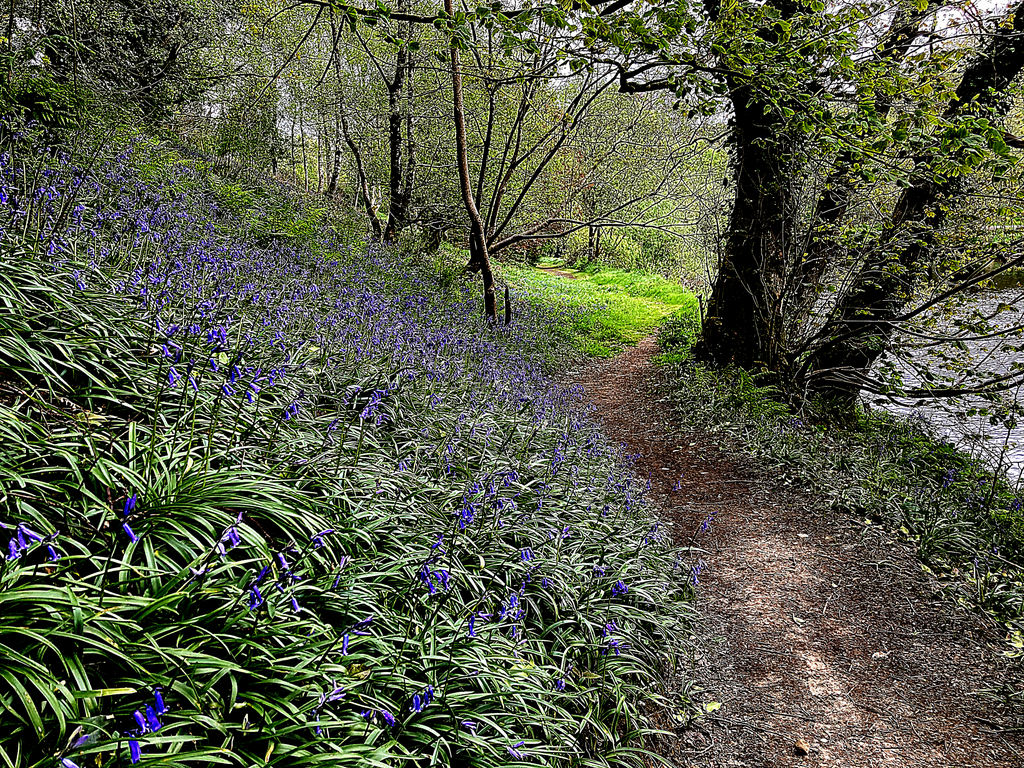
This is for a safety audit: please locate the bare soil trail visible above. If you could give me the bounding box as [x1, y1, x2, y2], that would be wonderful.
[572, 336, 1024, 768]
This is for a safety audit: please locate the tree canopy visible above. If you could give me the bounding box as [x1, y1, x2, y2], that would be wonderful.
[6, 0, 1023, 411]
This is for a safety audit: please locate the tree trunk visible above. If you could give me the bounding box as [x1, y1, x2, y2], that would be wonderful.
[446, 0, 496, 322]
[289, 115, 296, 176]
[382, 43, 409, 241]
[383, 1, 416, 241]
[299, 108, 308, 193]
[695, 0, 802, 373]
[326, 115, 342, 197]
[400, 46, 417, 228]
[695, 79, 798, 371]
[341, 112, 383, 241]
[326, 13, 345, 200]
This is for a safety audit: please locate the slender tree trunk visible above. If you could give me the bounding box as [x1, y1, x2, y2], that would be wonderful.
[445, 0, 496, 322]
[317, 117, 325, 193]
[399, 47, 417, 226]
[326, 14, 345, 199]
[382, 42, 409, 241]
[326, 106, 342, 197]
[383, 2, 416, 241]
[289, 115, 296, 176]
[341, 112, 383, 241]
[299, 108, 308, 193]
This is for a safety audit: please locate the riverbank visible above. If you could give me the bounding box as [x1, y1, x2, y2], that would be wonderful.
[656, 325, 1024, 665]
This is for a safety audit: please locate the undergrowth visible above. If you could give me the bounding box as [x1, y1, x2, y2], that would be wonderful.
[0, 120, 696, 767]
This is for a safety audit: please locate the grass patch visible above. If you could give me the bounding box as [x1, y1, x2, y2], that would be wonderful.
[503, 263, 699, 360]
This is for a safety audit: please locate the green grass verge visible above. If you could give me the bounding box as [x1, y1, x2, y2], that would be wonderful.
[503, 264, 699, 360]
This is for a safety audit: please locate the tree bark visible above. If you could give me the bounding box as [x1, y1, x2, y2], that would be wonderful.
[326, 112, 342, 197]
[445, 0, 496, 322]
[326, 13, 345, 199]
[341, 112, 384, 241]
[382, 37, 409, 241]
[399, 47, 417, 223]
[695, 0, 802, 373]
[382, 0, 417, 241]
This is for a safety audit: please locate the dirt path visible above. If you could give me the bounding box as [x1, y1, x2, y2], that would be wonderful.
[536, 266, 578, 280]
[573, 337, 1024, 768]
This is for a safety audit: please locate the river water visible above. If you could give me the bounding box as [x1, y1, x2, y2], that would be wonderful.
[867, 287, 1024, 487]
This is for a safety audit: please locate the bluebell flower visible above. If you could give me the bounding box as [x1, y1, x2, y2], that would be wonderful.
[133, 710, 146, 732]
[612, 580, 629, 597]
[129, 739, 141, 764]
[123, 494, 137, 516]
[381, 709, 396, 727]
[248, 585, 264, 610]
[154, 687, 166, 715]
[123, 522, 139, 543]
[71, 732, 97, 749]
[145, 704, 161, 731]
[311, 529, 334, 548]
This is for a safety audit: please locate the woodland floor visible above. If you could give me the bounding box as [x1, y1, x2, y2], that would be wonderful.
[571, 336, 1024, 768]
